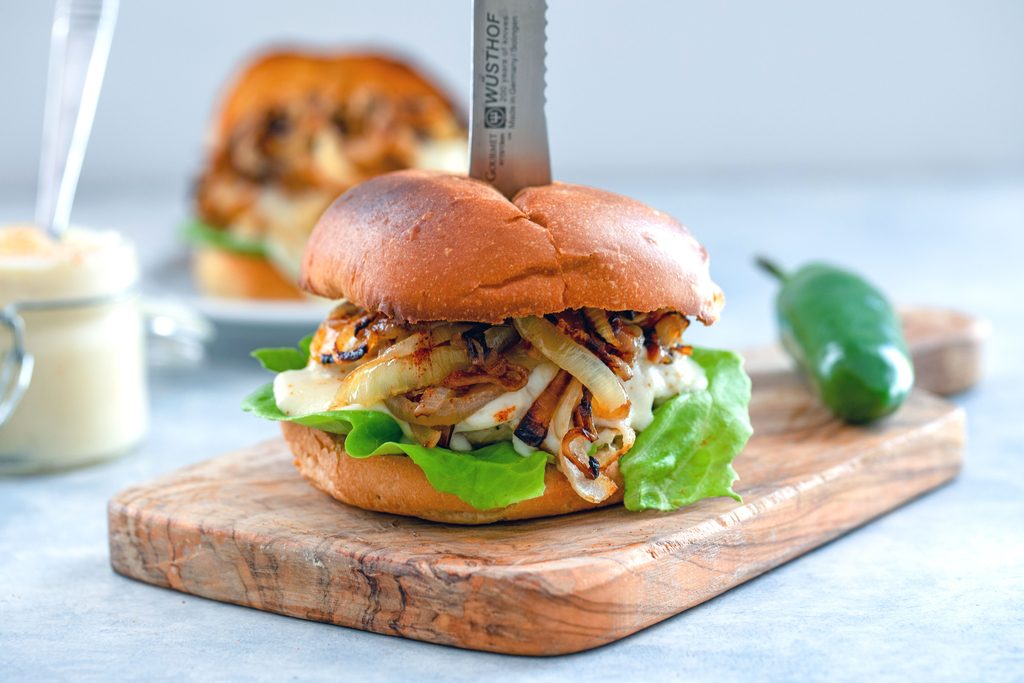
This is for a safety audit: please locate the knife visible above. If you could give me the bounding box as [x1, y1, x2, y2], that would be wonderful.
[468, 0, 551, 197]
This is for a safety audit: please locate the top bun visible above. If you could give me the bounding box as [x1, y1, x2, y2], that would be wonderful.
[211, 51, 462, 145]
[301, 170, 725, 324]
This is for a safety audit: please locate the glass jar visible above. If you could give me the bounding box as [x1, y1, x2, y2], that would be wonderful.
[0, 226, 147, 473]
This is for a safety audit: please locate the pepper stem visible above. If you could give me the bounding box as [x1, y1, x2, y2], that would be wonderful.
[756, 256, 788, 282]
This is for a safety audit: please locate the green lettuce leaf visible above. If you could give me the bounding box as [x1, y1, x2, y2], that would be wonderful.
[251, 335, 313, 373]
[619, 347, 753, 511]
[242, 382, 547, 510]
[182, 218, 267, 257]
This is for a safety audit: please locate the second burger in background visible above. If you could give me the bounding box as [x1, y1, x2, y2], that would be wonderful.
[186, 51, 467, 300]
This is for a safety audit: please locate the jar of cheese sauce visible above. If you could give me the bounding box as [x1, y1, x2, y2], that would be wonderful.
[0, 226, 147, 473]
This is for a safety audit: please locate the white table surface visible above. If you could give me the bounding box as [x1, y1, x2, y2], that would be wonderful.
[1, 175, 1021, 682]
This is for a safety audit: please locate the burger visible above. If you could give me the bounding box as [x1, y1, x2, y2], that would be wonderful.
[244, 170, 752, 524]
[185, 51, 467, 300]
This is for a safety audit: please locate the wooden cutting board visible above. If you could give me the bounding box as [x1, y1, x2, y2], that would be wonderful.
[108, 307, 982, 655]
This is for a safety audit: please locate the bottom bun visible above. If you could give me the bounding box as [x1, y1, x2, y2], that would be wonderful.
[282, 422, 624, 524]
[194, 246, 305, 300]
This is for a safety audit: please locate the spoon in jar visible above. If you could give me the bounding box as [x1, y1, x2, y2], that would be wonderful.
[35, 0, 119, 240]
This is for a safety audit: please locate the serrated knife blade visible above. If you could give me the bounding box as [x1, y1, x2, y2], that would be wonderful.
[468, 0, 551, 197]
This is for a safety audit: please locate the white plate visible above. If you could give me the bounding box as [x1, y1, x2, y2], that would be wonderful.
[147, 253, 332, 328]
[190, 296, 332, 327]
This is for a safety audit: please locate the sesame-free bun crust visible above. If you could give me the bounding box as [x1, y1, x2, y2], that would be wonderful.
[193, 246, 305, 300]
[301, 170, 724, 324]
[282, 422, 623, 524]
[213, 51, 462, 145]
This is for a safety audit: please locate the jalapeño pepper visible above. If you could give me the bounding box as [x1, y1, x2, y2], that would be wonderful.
[758, 258, 914, 423]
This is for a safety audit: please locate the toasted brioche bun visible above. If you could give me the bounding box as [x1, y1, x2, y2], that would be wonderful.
[213, 51, 462, 145]
[193, 247, 305, 300]
[301, 170, 724, 324]
[282, 422, 623, 524]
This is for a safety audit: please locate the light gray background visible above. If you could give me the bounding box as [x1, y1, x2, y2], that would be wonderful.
[2, 180, 1022, 683]
[2, 3, 1023, 681]
[2, 0, 1024, 199]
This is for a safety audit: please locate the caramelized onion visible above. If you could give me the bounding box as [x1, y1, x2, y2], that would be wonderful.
[514, 316, 630, 419]
[412, 386, 454, 416]
[504, 344, 544, 371]
[552, 312, 633, 381]
[462, 326, 487, 365]
[326, 300, 361, 320]
[483, 325, 518, 353]
[654, 312, 689, 346]
[561, 427, 599, 479]
[645, 332, 665, 364]
[550, 378, 619, 500]
[573, 388, 596, 439]
[556, 453, 618, 503]
[601, 353, 634, 381]
[366, 315, 410, 344]
[428, 323, 472, 347]
[313, 306, 412, 367]
[443, 360, 529, 392]
[613, 322, 645, 364]
[555, 312, 617, 358]
[542, 378, 583, 455]
[384, 383, 506, 427]
[592, 425, 636, 470]
[655, 312, 690, 349]
[584, 308, 617, 345]
[332, 345, 470, 408]
[407, 422, 442, 448]
[638, 310, 692, 364]
[378, 331, 428, 359]
[333, 344, 368, 362]
[513, 370, 572, 447]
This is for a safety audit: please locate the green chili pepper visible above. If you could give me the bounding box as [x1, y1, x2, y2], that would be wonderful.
[758, 258, 914, 423]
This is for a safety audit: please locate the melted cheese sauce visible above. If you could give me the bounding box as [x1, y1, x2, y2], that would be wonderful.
[624, 354, 707, 431]
[274, 363, 344, 416]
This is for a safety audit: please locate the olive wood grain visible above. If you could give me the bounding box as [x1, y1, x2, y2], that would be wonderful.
[108, 371, 965, 655]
